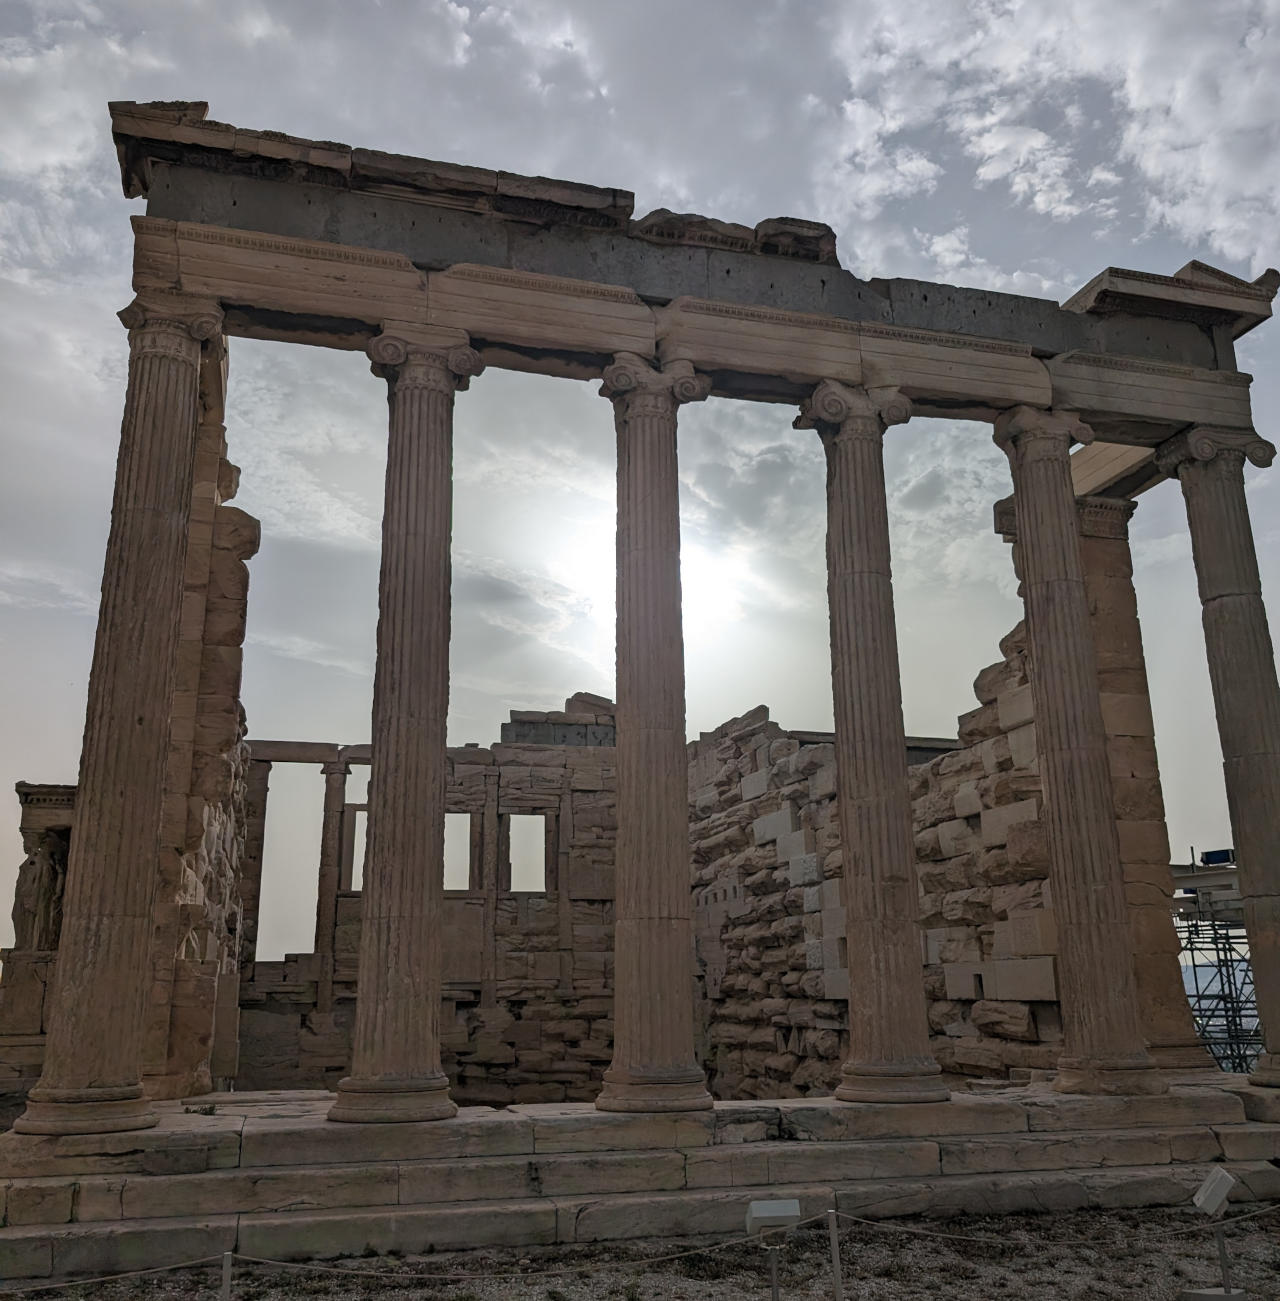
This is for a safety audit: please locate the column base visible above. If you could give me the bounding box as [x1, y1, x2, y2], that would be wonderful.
[595, 1068, 713, 1113]
[327, 1074, 457, 1123]
[12, 1083, 158, 1135]
[1147, 1038, 1218, 1071]
[1247, 1052, 1280, 1087]
[1053, 1053, 1169, 1096]
[834, 1058, 951, 1104]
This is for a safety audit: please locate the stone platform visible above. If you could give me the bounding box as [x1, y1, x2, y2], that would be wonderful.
[1, 1073, 1278, 1279]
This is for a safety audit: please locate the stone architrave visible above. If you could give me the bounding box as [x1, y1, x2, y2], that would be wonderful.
[1155, 426, 1280, 1086]
[796, 379, 949, 1103]
[994, 406, 1166, 1096]
[15, 294, 222, 1135]
[314, 759, 349, 1014]
[328, 335, 481, 1123]
[595, 353, 713, 1113]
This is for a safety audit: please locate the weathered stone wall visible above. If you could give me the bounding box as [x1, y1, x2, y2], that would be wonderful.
[691, 502, 1203, 1098]
[236, 693, 619, 1105]
[144, 391, 261, 1098]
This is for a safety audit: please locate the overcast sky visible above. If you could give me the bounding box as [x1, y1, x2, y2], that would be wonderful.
[1, 0, 1278, 959]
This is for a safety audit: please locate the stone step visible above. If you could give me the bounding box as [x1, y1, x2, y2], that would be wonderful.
[3, 1162, 1277, 1280]
[1, 1087, 1253, 1182]
[5, 1123, 1277, 1233]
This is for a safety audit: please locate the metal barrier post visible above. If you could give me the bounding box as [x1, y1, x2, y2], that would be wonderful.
[221, 1251, 233, 1301]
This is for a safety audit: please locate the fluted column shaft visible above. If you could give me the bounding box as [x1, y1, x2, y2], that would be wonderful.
[1157, 428, 1280, 1085]
[995, 407, 1164, 1095]
[798, 380, 948, 1103]
[596, 354, 712, 1113]
[16, 297, 221, 1135]
[329, 337, 481, 1123]
[314, 759, 349, 1014]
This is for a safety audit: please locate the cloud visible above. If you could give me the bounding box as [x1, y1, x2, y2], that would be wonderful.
[0, 560, 98, 613]
[1, 0, 1278, 950]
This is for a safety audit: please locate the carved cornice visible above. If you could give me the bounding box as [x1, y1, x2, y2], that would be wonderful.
[441, 263, 642, 304]
[665, 298, 1033, 357]
[1154, 426, 1276, 477]
[995, 492, 1136, 541]
[1096, 265, 1273, 303]
[993, 405, 1093, 462]
[1077, 495, 1138, 539]
[859, 320, 1031, 358]
[1049, 350, 1252, 386]
[666, 298, 861, 336]
[600, 353, 711, 408]
[794, 378, 910, 436]
[173, 219, 411, 271]
[366, 334, 484, 392]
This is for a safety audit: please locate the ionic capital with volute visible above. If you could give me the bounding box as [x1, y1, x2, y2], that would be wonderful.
[599, 353, 711, 417]
[1154, 426, 1277, 478]
[993, 405, 1093, 462]
[366, 334, 484, 392]
[117, 292, 224, 364]
[794, 377, 911, 439]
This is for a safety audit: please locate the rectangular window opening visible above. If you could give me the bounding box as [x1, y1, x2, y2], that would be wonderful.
[444, 812, 472, 890]
[349, 808, 368, 893]
[507, 813, 547, 892]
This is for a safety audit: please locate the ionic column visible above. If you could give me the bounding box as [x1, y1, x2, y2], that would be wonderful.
[314, 758, 349, 1014]
[595, 353, 712, 1113]
[15, 294, 222, 1135]
[994, 407, 1165, 1095]
[796, 380, 948, 1103]
[328, 336, 481, 1123]
[1155, 427, 1280, 1086]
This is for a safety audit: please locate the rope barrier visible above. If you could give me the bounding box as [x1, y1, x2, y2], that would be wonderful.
[0, 1201, 1275, 1294]
[232, 1214, 831, 1282]
[0, 1254, 223, 1296]
[833, 1199, 1280, 1248]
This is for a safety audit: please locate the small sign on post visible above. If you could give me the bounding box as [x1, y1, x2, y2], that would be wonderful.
[1178, 1169, 1245, 1300]
[747, 1198, 802, 1301]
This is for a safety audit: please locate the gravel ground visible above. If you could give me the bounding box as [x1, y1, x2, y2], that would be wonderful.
[10, 1205, 1278, 1300]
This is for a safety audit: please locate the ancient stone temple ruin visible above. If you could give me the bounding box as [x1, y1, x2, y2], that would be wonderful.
[1, 100, 1279, 1276]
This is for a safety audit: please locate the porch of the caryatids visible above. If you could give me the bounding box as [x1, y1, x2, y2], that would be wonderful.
[14, 292, 224, 1135]
[994, 406, 1165, 1095]
[328, 334, 482, 1123]
[796, 378, 949, 1103]
[1155, 425, 1280, 1087]
[595, 352, 713, 1113]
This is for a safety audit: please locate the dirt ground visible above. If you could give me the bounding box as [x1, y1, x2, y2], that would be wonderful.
[9, 1204, 1278, 1300]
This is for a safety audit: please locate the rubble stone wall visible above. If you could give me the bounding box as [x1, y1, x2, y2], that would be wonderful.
[690, 500, 1202, 1098]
